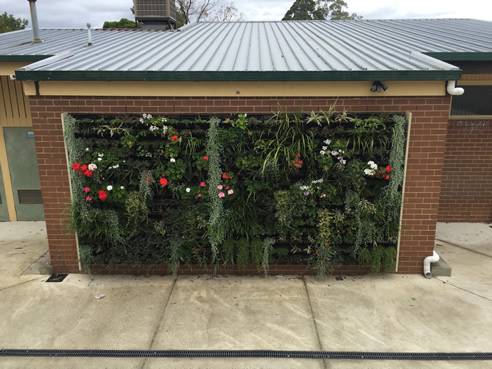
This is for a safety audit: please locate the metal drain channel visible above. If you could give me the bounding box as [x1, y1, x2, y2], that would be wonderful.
[1, 350, 491, 360]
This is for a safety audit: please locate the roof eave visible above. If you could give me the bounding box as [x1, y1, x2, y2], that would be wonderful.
[15, 70, 462, 82]
[0, 55, 51, 62]
[425, 52, 492, 61]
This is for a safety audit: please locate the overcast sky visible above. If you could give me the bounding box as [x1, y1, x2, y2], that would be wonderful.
[2, 0, 492, 29]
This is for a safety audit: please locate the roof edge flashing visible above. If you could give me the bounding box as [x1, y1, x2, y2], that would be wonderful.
[15, 70, 463, 82]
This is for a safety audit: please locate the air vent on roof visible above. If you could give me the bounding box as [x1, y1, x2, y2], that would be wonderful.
[133, 0, 176, 30]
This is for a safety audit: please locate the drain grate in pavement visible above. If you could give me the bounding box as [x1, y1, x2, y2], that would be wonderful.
[0, 349, 491, 360]
[46, 274, 68, 283]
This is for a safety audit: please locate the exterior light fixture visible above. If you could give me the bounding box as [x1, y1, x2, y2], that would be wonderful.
[371, 81, 388, 92]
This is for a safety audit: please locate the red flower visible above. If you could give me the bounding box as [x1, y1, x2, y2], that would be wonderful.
[294, 163, 299, 167]
[386, 166, 392, 173]
[99, 190, 108, 200]
[72, 163, 80, 171]
[81, 164, 88, 172]
[222, 173, 232, 179]
[203, 156, 208, 160]
[84, 170, 93, 177]
[171, 135, 178, 142]
[160, 178, 168, 186]
[297, 154, 301, 158]
[298, 160, 303, 165]
[385, 175, 390, 180]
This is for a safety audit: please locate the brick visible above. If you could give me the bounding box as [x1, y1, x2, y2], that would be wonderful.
[29, 94, 452, 274]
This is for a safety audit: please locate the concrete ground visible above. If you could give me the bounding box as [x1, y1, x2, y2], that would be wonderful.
[0, 222, 491, 369]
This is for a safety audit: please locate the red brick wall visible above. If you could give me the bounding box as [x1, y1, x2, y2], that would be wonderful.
[438, 120, 492, 223]
[29, 95, 451, 274]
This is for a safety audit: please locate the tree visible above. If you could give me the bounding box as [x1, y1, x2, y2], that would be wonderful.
[103, 18, 137, 29]
[282, 0, 360, 21]
[210, 2, 245, 22]
[176, 0, 220, 26]
[0, 12, 28, 33]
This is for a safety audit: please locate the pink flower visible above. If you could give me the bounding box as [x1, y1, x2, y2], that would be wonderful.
[320, 193, 326, 198]
[228, 189, 234, 195]
[197, 194, 201, 198]
[218, 192, 225, 198]
[84, 187, 90, 193]
[86, 196, 92, 202]
[200, 182, 206, 187]
[218, 185, 223, 190]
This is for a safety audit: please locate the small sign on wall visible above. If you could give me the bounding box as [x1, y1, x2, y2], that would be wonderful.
[26, 131, 34, 139]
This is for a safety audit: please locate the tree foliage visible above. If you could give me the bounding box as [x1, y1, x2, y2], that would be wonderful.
[176, 0, 243, 27]
[210, 2, 245, 22]
[176, 0, 220, 26]
[282, 0, 360, 21]
[103, 18, 137, 29]
[0, 12, 28, 33]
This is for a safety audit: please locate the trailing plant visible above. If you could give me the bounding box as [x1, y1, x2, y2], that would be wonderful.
[314, 209, 336, 279]
[236, 238, 250, 269]
[262, 238, 275, 277]
[357, 245, 396, 272]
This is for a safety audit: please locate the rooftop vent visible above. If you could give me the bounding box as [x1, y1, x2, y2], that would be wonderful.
[133, 0, 176, 30]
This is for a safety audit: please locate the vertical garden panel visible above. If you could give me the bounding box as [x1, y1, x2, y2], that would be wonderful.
[65, 112, 407, 277]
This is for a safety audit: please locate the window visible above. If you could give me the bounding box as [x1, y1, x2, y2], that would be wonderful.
[451, 85, 492, 116]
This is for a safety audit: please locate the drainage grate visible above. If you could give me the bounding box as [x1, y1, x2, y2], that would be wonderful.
[0, 350, 491, 360]
[45, 274, 68, 283]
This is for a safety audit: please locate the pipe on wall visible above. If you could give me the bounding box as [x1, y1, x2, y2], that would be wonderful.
[423, 250, 440, 279]
[447, 81, 464, 96]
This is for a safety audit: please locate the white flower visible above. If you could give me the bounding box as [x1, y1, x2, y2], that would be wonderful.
[341, 159, 346, 165]
[149, 125, 158, 132]
[331, 151, 339, 156]
[364, 169, 375, 176]
[162, 118, 167, 123]
[142, 113, 147, 119]
[339, 150, 344, 154]
[85, 147, 89, 151]
[186, 188, 191, 193]
[147, 114, 152, 119]
[300, 185, 309, 191]
[320, 150, 325, 155]
[97, 158, 102, 161]
[312, 179, 323, 184]
[322, 146, 328, 150]
[88, 163, 97, 171]
[368, 161, 378, 170]
[244, 114, 247, 117]
[107, 185, 113, 191]
[112, 164, 119, 169]
[98, 153, 104, 157]
[324, 139, 331, 145]
[120, 186, 125, 190]
[170, 158, 176, 163]
[162, 125, 168, 134]
[139, 118, 144, 124]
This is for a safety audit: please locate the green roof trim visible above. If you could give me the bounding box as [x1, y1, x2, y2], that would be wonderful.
[425, 52, 492, 61]
[15, 69, 462, 82]
[0, 55, 51, 62]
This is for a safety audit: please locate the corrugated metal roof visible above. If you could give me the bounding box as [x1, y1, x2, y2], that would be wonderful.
[0, 28, 171, 61]
[10, 19, 492, 81]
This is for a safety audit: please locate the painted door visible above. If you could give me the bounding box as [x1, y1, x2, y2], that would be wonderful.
[0, 162, 9, 221]
[4, 127, 45, 221]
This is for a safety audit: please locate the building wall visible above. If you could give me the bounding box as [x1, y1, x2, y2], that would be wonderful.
[438, 119, 492, 223]
[0, 76, 33, 221]
[29, 95, 451, 274]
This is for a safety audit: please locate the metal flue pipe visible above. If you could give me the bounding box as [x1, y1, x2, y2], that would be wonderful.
[28, 0, 42, 44]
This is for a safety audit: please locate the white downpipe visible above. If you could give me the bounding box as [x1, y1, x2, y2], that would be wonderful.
[423, 250, 440, 279]
[447, 81, 464, 96]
